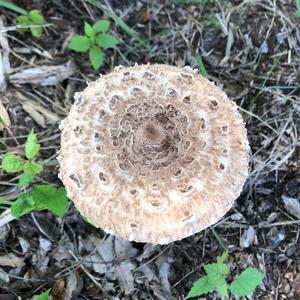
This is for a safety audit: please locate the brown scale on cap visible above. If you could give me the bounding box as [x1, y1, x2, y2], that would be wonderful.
[58, 64, 250, 244]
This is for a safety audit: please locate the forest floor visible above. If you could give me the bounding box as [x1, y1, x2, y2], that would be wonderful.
[0, 0, 299, 299]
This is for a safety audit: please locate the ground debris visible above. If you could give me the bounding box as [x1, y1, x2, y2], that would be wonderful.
[282, 195, 300, 219]
[9, 61, 75, 86]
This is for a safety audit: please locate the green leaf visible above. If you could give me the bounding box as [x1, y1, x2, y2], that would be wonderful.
[216, 278, 228, 297]
[185, 276, 215, 299]
[204, 260, 229, 286]
[229, 268, 264, 297]
[1, 154, 24, 173]
[68, 35, 91, 52]
[95, 34, 118, 48]
[0, 0, 27, 15]
[18, 173, 34, 188]
[34, 288, 51, 300]
[89, 46, 104, 70]
[32, 185, 68, 217]
[30, 24, 43, 38]
[84, 21, 94, 39]
[23, 161, 43, 176]
[296, 0, 300, 9]
[28, 10, 45, 25]
[92, 20, 110, 33]
[16, 15, 30, 33]
[25, 129, 40, 160]
[11, 193, 34, 217]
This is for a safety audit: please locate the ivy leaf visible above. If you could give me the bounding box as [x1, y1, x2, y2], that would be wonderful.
[11, 193, 35, 217]
[89, 46, 104, 70]
[185, 276, 215, 299]
[25, 129, 40, 160]
[95, 34, 119, 48]
[68, 35, 91, 52]
[84, 21, 94, 40]
[92, 20, 110, 33]
[32, 185, 68, 217]
[28, 10, 45, 25]
[229, 268, 264, 297]
[1, 154, 24, 173]
[33, 288, 51, 300]
[18, 173, 34, 188]
[23, 161, 43, 176]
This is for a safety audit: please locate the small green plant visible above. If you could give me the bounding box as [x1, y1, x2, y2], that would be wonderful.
[0, 1, 46, 38]
[33, 288, 51, 300]
[16, 9, 46, 38]
[294, 0, 300, 17]
[68, 20, 119, 70]
[185, 252, 264, 299]
[0, 130, 68, 218]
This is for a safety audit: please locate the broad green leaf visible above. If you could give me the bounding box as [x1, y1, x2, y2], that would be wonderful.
[204, 261, 229, 285]
[1, 154, 24, 173]
[216, 278, 228, 297]
[84, 21, 94, 39]
[229, 268, 264, 297]
[294, 10, 300, 17]
[185, 276, 214, 299]
[32, 185, 68, 217]
[34, 288, 51, 300]
[68, 35, 91, 52]
[11, 193, 34, 217]
[89, 46, 104, 70]
[30, 25, 43, 38]
[23, 161, 43, 176]
[296, 0, 300, 9]
[95, 34, 118, 48]
[16, 15, 29, 25]
[25, 129, 40, 160]
[16, 15, 29, 33]
[92, 20, 110, 33]
[28, 10, 45, 25]
[18, 173, 34, 188]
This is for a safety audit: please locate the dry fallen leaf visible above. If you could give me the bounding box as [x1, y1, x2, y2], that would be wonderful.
[0, 98, 11, 130]
[0, 253, 24, 268]
[282, 195, 300, 219]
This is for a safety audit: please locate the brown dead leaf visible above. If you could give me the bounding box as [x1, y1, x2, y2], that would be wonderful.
[22, 100, 60, 128]
[293, 274, 300, 296]
[0, 253, 24, 268]
[51, 278, 65, 300]
[0, 98, 11, 130]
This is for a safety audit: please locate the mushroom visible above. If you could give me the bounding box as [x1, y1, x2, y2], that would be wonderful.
[58, 64, 249, 244]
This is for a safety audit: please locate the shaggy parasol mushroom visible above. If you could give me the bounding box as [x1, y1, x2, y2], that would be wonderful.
[58, 64, 249, 244]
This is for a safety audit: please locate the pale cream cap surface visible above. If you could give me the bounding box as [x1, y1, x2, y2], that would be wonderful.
[58, 64, 249, 244]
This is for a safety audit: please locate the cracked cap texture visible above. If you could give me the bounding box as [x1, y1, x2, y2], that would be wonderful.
[58, 64, 249, 244]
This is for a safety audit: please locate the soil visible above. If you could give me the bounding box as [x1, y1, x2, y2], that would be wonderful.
[0, 0, 299, 299]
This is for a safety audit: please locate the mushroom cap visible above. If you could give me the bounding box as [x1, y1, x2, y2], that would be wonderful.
[58, 64, 249, 244]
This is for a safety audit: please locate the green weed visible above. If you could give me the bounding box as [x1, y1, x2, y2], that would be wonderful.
[0, 130, 68, 218]
[16, 9, 46, 38]
[68, 20, 119, 70]
[185, 251, 264, 299]
[33, 288, 51, 300]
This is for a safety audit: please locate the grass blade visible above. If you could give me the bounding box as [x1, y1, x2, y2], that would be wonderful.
[0, 0, 27, 15]
[87, 0, 150, 51]
[196, 54, 208, 78]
